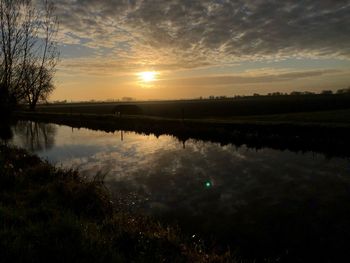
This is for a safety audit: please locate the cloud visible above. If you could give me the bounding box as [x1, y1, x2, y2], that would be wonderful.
[52, 0, 350, 71]
[159, 69, 344, 86]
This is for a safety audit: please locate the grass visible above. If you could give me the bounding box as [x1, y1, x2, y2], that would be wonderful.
[0, 145, 233, 263]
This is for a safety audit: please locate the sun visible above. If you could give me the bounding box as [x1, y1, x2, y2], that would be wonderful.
[138, 71, 158, 82]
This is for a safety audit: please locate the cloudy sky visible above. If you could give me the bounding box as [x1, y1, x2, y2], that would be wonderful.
[52, 0, 350, 101]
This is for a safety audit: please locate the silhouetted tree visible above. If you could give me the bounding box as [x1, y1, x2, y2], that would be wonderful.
[0, 0, 59, 110]
[269, 92, 283, 96]
[290, 91, 302, 96]
[321, 90, 333, 95]
[21, 65, 55, 110]
[302, 91, 315, 95]
[336, 87, 350, 94]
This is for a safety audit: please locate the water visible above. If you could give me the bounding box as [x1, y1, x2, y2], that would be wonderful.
[8, 121, 350, 262]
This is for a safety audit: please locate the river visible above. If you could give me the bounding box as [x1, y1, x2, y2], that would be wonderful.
[9, 120, 350, 262]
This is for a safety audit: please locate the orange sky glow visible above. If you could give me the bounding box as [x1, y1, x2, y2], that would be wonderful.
[50, 1, 350, 101]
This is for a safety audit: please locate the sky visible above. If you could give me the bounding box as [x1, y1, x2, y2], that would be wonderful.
[51, 0, 350, 101]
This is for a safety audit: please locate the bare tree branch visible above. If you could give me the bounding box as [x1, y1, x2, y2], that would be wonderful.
[0, 0, 59, 110]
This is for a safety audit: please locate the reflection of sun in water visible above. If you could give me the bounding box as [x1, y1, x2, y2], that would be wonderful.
[138, 71, 158, 82]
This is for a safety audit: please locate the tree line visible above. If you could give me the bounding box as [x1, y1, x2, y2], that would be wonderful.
[203, 87, 350, 100]
[0, 0, 58, 113]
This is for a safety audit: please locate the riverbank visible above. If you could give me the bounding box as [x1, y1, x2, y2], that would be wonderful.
[0, 145, 232, 263]
[14, 111, 350, 158]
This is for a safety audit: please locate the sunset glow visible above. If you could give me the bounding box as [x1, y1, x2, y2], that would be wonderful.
[47, 1, 350, 101]
[138, 71, 158, 82]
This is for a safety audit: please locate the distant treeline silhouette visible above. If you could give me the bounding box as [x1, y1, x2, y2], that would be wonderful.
[47, 87, 350, 105]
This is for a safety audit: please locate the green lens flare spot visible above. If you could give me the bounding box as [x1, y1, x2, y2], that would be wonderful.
[205, 181, 212, 188]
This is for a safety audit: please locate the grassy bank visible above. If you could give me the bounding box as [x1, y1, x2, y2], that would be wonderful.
[14, 111, 350, 158]
[0, 145, 232, 263]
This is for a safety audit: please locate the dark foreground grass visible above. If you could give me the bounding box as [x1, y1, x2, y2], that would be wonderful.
[0, 145, 233, 263]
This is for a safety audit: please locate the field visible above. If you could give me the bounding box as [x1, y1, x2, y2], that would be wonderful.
[37, 94, 350, 120]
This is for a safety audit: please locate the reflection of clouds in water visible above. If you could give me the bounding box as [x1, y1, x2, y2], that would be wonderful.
[10, 122, 350, 259]
[11, 123, 350, 212]
[108, 142, 350, 260]
[25, 125, 183, 179]
[39, 144, 100, 163]
[108, 140, 350, 220]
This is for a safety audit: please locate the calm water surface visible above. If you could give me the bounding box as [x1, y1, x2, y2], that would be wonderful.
[10, 121, 350, 262]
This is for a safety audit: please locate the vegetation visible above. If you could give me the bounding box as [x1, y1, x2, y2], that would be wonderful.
[36, 93, 350, 119]
[0, 0, 59, 111]
[0, 145, 233, 263]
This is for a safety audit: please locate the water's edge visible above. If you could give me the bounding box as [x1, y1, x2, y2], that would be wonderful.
[14, 111, 350, 157]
